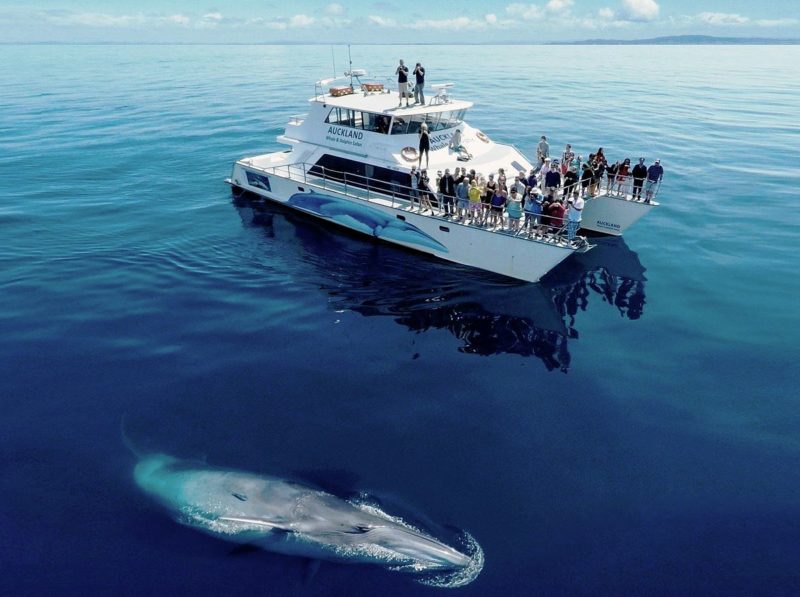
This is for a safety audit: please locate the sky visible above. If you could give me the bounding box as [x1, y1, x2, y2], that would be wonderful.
[1, 0, 798, 43]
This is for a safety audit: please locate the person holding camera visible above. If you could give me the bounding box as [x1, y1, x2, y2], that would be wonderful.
[395, 59, 410, 107]
[413, 62, 426, 105]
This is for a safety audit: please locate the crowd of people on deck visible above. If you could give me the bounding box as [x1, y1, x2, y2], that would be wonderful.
[405, 134, 664, 243]
[391, 59, 664, 242]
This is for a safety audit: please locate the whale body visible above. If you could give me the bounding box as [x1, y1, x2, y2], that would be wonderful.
[134, 454, 482, 586]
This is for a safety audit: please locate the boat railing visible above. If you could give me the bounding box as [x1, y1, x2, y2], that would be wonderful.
[243, 160, 588, 248]
[253, 161, 419, 208]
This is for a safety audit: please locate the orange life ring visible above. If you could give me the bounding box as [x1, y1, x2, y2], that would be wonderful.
[401, 146, 419, 162]
[476, 131, 489, 143]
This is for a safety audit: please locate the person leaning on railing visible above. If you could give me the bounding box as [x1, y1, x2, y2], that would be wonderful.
[631, 158, 648, 200]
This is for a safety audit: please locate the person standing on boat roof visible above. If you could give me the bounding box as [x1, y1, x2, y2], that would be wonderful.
[396, 59, 410, 107]
[537, 136, 550, 165]
[413, 62, 425, 105]
[418, 122, 430, 169]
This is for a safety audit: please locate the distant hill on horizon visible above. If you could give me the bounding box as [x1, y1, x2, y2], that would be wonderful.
[551, 34, 800, 45]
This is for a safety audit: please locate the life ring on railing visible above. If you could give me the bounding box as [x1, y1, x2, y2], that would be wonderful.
[401, 146, 419, 162]
[476, 131, 489, 143]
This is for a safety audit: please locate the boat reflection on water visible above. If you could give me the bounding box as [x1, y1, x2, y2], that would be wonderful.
[233, 197, 646, 372]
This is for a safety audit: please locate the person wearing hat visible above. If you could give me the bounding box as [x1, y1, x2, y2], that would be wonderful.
[631, 157, 648, 201]
[567, 191, 585, 242]
[537, 157, 552, 189]
[645, 159, 664, 203]
[524, 187, 544, 236]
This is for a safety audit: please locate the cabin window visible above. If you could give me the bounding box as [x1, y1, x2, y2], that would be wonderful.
[325, 108, 389, 134]
[310, 154, 411, 199]
[391, 116, 408, 135]
[398, 110, 466, 135]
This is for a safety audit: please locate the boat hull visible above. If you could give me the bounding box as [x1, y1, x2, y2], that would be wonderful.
[580, 194, 656, 236]
[229, 163, 578, 283]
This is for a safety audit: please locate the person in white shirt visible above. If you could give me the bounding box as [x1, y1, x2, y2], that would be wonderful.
[566, 192, 584, 242]
[537, 157, 552, 189]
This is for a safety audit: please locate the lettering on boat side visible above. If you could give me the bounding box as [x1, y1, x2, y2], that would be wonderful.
[429, 132, 454, 151]
[326, 126, 365, 149]
[596, 220, 621, 231]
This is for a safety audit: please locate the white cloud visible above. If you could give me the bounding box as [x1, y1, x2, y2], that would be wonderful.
[696, 12, 748, 26]
[326, 3, 345, 16]
[546, 0, 573, 13]
[485, 13, 498, 24]
[368, 15, 396, 26]
[203, 12, 223, 22]
[289, 14, 315, 27]
[408, 16, 481, 30]
[41, 11, 199, 28]
[619, 0, 659, 22]
[506, 3, 545, 21]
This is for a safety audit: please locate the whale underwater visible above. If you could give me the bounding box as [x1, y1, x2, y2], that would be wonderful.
[133, 453, 484, 588]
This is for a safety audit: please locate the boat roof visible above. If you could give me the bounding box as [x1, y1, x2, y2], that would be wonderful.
[312, 90, 473, 116]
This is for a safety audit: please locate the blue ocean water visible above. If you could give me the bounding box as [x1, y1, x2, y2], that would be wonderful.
[1, 43, 799, 595]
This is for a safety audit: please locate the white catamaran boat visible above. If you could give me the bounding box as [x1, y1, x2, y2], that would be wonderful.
[227, 71, 658, 283]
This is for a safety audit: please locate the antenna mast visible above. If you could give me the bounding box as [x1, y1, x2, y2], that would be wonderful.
[348, 45, 353, 87]
[331, 46, 336, 79]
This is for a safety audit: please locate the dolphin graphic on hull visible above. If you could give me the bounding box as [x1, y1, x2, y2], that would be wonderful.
[286, 192, 449, 254]
[133, 454, 483, 587]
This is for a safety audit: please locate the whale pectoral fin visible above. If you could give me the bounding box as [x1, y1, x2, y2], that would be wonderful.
[218, 516, 292, 532]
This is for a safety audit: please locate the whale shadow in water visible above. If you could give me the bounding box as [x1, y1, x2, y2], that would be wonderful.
[130, 450, 484, 588]
[233, 195, 647, 372]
